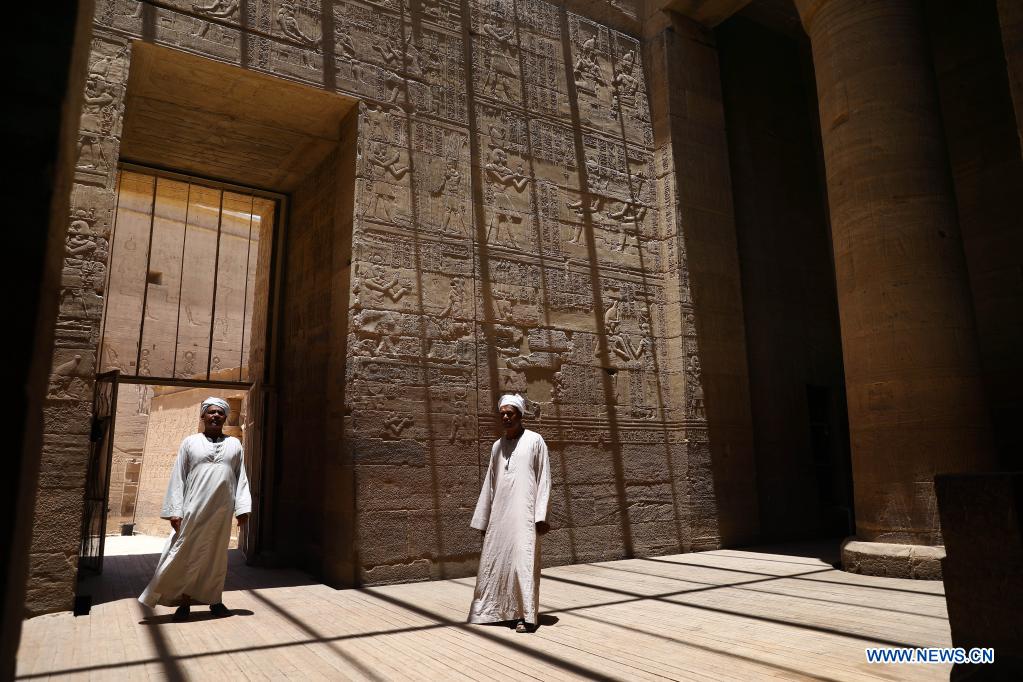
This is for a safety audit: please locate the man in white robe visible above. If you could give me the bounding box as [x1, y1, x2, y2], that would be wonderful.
[139, 397, 251, 620]
[468, 394, 551, 632]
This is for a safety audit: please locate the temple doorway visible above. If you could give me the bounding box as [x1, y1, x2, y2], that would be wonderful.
[79, 166, 281, 579]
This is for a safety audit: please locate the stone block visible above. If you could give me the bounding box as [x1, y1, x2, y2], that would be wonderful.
[841, 539, 944, 580]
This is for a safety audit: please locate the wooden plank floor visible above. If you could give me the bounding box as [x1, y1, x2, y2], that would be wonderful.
[16, 537, 952, 680]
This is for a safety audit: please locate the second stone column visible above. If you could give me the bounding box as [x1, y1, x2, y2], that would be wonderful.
[794, 0, 995, 576]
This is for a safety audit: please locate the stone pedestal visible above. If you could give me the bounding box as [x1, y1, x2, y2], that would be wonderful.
[841, 538, 943, 580]
[794, 0, 995, 572]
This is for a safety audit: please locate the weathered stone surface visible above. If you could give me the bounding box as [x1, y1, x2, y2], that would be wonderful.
[794, 0, 996, 550]
[841, 539, 944, 580]
[38, 0, 1000, 619]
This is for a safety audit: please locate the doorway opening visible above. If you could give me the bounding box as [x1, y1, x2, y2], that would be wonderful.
[716, 5, 854, 542]
[81, 165, 282, 575]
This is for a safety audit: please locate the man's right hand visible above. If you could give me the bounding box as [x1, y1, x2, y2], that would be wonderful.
[170, 517, 182, 532]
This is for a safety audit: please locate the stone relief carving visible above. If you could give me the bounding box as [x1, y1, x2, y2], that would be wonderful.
[383, 412, 414, 438]
[484, 146, 530, 248]
[277, 0, 320, 47]
[573, 33, 606, 97]
[47, 353, 84, 400]
[58, 4, 703, 581]
[193, 0, 240, 19]
[356, 262, 413, 304]
[685, 349, 705, 420]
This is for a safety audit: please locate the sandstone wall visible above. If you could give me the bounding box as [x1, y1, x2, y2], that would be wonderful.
[106, 384, 149, 530]
[30, 0, 758, 610]
[27, 31, 130, 615]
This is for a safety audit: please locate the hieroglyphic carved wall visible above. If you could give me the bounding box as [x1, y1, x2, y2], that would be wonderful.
[27, 33, 131, 615]
[30, 0, 738, 610]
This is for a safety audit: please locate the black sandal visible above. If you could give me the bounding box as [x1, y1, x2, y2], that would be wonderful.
[514, 619, 532, 633]
[172, 605, 190, 622]
[210, 603, 231, 617]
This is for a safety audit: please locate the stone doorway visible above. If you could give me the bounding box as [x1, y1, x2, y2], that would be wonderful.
[715, 7, 855, 542]
[64, 39, 358, 604]
[88, 166, 280, 572]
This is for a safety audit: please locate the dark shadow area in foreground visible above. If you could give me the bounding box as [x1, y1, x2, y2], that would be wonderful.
[77, 548, 321, 607]
[139, 608, 255, 625]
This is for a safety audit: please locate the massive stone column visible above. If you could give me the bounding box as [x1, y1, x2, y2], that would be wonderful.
[795, 0, 995, 576]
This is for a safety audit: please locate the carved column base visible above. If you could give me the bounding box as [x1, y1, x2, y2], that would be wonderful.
[841, 538, 944, 580]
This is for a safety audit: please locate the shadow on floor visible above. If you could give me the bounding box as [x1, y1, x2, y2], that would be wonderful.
[139, 608, 255, 625]
[727, 537, 844, 566]
[78, 548, 320, 607]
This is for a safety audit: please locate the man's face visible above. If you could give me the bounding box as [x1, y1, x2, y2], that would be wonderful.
[499, 405, 522, 431]
[202, 406, 226, 430]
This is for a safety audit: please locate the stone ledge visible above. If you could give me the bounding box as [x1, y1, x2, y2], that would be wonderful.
[841, 538, 944, 580]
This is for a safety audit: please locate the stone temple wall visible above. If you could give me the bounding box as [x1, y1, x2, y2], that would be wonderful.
[29, 0, 760, 611]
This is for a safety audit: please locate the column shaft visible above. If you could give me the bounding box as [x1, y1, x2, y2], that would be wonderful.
[796, 0, 994, 546]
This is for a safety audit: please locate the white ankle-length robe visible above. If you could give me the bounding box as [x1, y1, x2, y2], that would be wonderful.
[139, 433, 251, 607]
[468, 429, 551, 625]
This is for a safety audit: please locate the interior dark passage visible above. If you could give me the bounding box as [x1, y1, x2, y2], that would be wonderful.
[716, 9, 854, 542]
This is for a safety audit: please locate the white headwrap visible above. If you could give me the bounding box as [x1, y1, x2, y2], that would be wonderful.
[200, 397, 230, 418]
[498, 393, 526, 415]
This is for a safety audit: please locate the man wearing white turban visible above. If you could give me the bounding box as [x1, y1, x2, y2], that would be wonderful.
[139, 397, 251, 621]
[468, 393, 551, 633]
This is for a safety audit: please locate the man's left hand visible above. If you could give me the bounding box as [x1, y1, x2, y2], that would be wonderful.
[535, 521, 550, 535]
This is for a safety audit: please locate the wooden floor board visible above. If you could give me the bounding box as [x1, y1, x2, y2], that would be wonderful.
[17, 538, 952, 681]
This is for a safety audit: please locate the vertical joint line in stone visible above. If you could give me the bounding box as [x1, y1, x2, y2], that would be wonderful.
[510, 0, 555, 329]
[97, 170, 126, 371]
[459, 0, 498, 466]
[558, 5, 634, 556]
[319, 0, 337, 93]
[206, 188, 227, 382]
[238, 193, 256, 382]
[171, 181, 194, 379]
[135, 174, 161, 376]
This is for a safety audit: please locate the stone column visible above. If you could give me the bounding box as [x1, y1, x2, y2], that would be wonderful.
[794, 0, 995, 576]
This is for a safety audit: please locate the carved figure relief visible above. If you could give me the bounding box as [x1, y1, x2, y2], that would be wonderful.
[610, 48, 638, 118]
[480, 17, 518, 102]
[485, 147, 530, 248]
[686, 351, 705, 419]
[277, 0, 320, 47]
[135, 383, 153, 416]
[181, 349, 196, 377]
[357, 263, 413, 304]
[193, 0, 240, 19]
[77, 133, 109, 172]
[383, 412, 414, 439]
[439, 277, 466, 318]
[335, 23, 356, 59]
[573, 35, 606, 97]
[47, 354, 84, 399]
[364, 141, 411, 224]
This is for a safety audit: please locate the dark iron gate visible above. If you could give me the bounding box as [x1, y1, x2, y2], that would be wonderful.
[78, 370, 119, 577]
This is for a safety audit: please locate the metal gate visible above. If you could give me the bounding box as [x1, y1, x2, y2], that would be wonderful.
[78, 370, 119, 577]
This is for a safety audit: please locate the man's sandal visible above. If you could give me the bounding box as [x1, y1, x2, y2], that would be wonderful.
[515, 620, 531, 633]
